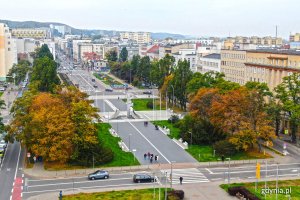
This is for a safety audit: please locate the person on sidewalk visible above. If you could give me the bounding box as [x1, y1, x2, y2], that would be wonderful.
[147, 152, 150, 159]
[144, 153, 147, 160]
[150, 157, 153, 163]
[179, 176, 183, 185]
[33, 156, 36, 163]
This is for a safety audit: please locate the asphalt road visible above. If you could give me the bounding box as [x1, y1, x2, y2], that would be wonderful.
[23, 171, 159, 199]
[0, 142, 24, 200]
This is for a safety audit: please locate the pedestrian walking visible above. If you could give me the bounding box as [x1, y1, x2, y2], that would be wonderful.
[156, 155, 159, 162]
[147, 152, 150, 159]
[144, 153, 147, 160]
[179, 176, 183, 185]
[150, 157, 153, 163]
[154, 155, 157, 162]
[33, 156, 36, 163]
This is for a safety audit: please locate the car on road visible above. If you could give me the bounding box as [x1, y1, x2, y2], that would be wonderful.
[133, 174, 155, 183]
[143, 91, 152, 95]
[93, 85, 98, 88]
[88, 170, 109, 180]
[0, 87, 5, 91]
[105, 88, 113, 92]
[91, 79, 95, 82]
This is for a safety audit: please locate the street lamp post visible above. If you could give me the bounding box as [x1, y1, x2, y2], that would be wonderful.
[226, 158, 231, 185]
[132, 149, 136, 162]
[165, 172, 168, 200]
[129, 133, 132, 151]
[170, 85, 174, 108]
[189, 131, 193, 145]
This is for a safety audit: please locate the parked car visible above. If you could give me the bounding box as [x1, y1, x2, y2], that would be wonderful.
[143, 91, 152, 95]
[0, 87, 5, 91]
[105, 88, 113, 92]
[0, 146, 5, 158]
[0, 140, 7, 149]
[93, 85, 98, 88]
[91, 79, 96, 82]
[133, 174, 155, 183]
[88, 170, 109, 180]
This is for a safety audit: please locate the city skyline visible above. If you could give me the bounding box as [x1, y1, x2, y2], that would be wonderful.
[2, 0, 300, 38]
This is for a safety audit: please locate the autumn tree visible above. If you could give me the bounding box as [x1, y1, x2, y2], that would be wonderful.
[210, 87, 276, 151]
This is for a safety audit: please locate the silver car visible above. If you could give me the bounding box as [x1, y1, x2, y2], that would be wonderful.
[88, 170, 109, 180]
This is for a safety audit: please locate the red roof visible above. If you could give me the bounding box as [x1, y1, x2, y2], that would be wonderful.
[146, 45, 159, 54]
[83, 52, 101, 60]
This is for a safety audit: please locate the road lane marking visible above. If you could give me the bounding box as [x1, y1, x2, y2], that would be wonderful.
[14, 143, 21, 179]
[27, 172, 141, 182]
[23, 182, 157, 194]
[205, 168, 213, 174]
[211, 178, 222, 181]
[128, 121, 170, 164]
[28, 177, 133, 188]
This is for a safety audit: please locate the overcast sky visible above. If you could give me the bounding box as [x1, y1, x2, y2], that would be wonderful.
[1, 0, 299, 38]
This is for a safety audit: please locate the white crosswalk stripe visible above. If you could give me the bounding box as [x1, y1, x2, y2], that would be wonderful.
[161, 168, 210, 184]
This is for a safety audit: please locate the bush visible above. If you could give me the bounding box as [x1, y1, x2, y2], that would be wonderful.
[228, 186, 259, 200]
[213, 140, 237, 156]
[168, 115, 180, 124]
[146, 101, 153, 109]
[167, 190, 184, 200]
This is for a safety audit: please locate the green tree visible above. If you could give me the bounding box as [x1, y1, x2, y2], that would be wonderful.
[119, 47, 128, 62]
[31, 57, 60, 92]
[36, 44, 54, 60]
[105, 49, 118, 62]
[275, 73, 300, 142]
[171, 59, 193, 110]
[7, 60, 31, 85]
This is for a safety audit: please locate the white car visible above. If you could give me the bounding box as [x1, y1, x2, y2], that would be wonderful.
[0, 87, 5, 91]
[0, 140, 7, 149]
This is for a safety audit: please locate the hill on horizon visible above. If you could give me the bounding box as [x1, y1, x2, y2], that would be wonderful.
[0, 19, 187, 39]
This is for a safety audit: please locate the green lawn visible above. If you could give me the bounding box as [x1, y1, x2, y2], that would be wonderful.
[93, 73, 122, 86]
[131, 98, 166, 111]
[220, 179, 300, 200]
[152, 120, 180, 139]
[63, 188, 170, 200]
[97, 123, 140, 167]
[0, 92, 3, 97]
[186, 145, 272, 162]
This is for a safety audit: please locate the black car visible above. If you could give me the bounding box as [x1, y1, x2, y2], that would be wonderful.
[93, 85, 98, 88]
[105, 88, 113, 92]
[133, 174, 155, 183]
[143, 91, 152, 95]
[88, 170, 109, 180]
[91, 79, 95, 82]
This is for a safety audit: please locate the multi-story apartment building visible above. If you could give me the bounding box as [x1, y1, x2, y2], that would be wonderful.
[173, 49, 197, 72]
[0, 23, 17, 81]
[220, 49, 246, 85]
[197, 53, 221, 73]
[72, 39, 92, 61]
[245, 49, 300, 90]
[11, 28, 49, 39]
[120, 32, 151, 44]
[290, 33, 300, 42]
[224, 36, 283, 48]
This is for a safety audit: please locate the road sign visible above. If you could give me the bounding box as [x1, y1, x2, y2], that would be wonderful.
[256, 163, 261, 179]
[27, 153, 31, 158]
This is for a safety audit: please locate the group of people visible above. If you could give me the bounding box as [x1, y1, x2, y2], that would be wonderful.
[144, 152, 159, 163]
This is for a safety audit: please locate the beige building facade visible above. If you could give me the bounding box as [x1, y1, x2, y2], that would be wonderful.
[290, 33, 300, 42]
[245, 50, 300, 90]
[220, 49, 246, 85]
[120, 32, 151, 44]
[0, 23, 17, 81]
[11, 28, 48, 39]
